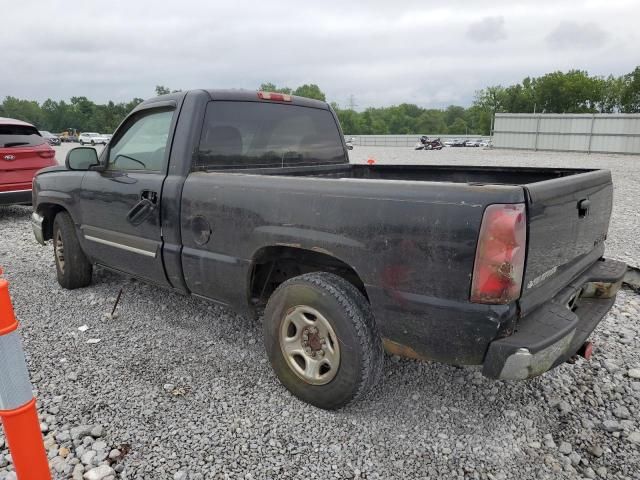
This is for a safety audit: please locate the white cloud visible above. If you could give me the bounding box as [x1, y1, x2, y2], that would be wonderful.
[0, 0, 637, 108]
[467, 16, 507, 43]
[546, 21, 609, 49]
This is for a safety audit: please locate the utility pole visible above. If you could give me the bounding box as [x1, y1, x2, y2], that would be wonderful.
[347, 94, 357, 111]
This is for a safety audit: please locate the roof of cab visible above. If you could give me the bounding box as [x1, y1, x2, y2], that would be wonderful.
[205, 89, 329, 109]
[137, 89, 329, 110]
[0, 117, 35, 127]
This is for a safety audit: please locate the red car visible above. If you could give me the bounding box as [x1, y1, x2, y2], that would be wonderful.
[1, 117, 57, 205]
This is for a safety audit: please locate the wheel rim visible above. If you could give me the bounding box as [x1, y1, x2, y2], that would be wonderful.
[279, 305, 341, 385]
[55, 230, 65, 274]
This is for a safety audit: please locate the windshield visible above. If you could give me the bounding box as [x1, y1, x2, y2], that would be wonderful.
[0, 124, 45, 148]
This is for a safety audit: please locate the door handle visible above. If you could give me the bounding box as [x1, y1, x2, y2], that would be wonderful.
[141, 190, 158, 204]
[127, 198, 156, 225]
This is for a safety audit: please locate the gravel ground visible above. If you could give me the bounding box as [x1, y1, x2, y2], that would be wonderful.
[0, 147, 638, 479]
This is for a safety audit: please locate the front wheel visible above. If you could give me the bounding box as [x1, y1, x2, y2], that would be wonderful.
[264, 272, 384, 409]
[91, 140, 95, 146]
[53, 212, 93, 289]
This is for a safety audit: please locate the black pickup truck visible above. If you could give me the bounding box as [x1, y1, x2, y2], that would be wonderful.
[31, 90, 626, 409]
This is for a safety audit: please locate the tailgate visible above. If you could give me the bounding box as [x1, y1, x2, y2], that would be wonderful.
[520, 169, 613, 314]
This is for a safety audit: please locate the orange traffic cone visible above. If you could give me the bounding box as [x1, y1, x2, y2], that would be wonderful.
[0, 274, 51, 479]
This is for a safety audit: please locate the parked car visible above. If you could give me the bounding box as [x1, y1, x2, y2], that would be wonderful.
[79, 132, 110, 145]
[31, 89, 626, 409]
[465, 139, 482, 147]
[1, 117, 57, 205]
[451, 138, 467, 147]
[40, 131, 61, 146]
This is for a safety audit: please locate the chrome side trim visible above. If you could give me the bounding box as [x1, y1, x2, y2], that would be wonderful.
[84, 235, 157, 258]
[0, 189, 32, 194]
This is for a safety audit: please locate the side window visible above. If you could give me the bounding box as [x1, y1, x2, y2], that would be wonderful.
[108, 109, 174, 172]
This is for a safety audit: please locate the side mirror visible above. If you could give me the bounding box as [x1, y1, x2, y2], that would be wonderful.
[346, 142, 354, 151]
[65, 147, 101, 171]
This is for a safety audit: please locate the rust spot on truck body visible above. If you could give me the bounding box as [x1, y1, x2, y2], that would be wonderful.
[382, 338, 432, 362]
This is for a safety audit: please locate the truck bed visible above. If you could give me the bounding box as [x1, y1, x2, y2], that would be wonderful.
[192, 162, 613, 328]
[225, 163, 595, 186]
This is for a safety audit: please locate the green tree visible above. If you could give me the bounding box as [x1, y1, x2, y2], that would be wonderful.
[415, 110, 447, 134]
[620, 67, 640, 113]
[2, 97, 44, 127]
[155, 85, 171, 96]
[447, 117, 468, 135]
[259, 82, 292, 94]
[599, 75, 624, 113]
[533, 70, 602, 113]
[292, 84, 326, 101]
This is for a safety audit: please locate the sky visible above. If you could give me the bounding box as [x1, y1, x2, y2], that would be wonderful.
[1, 0, 638, 109]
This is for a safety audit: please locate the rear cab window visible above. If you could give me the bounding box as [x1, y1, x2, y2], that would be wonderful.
[0, 124, 45, 148]
[196, 101, 347, 170]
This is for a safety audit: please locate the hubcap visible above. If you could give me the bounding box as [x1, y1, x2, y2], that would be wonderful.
[279, 305, 340, 385]
[55, 230, 65, 274]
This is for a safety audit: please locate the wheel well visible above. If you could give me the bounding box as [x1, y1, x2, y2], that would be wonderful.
[249, 246, 368, 307]
[38, 204, 67, 241]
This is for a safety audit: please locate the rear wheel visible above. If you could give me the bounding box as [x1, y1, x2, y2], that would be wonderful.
[90, 140, 95, 146]
[264, 272, 383, 409]
[53, 212, 92, 289]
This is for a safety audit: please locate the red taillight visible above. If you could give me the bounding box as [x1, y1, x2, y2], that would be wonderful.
[257, 91, 292, 102]
[470, 203, 526, 304]
[37, 150, 55, 159]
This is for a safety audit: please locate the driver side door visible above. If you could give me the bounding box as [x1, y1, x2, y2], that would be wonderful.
[78, 107, 174, 286]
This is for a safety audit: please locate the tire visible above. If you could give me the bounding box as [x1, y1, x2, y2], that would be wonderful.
[53, 212, 92, 289]
[80, 141, 84, 145]
[264, 272, 384, 409]
[91, 140, 95, 146]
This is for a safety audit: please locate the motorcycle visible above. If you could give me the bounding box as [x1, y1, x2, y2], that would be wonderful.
[414, 136, 444, 150]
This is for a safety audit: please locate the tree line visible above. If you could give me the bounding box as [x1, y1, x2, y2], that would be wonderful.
[1, 67, 638, 136]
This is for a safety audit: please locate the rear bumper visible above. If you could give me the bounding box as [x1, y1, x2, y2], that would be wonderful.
[0, 189, 32, 206]
[483, 258, 627, 380]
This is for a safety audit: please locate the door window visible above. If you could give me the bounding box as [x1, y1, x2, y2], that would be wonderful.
[108, 109, 173, 172]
